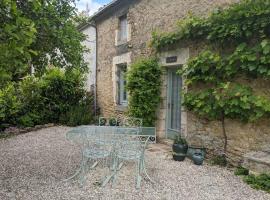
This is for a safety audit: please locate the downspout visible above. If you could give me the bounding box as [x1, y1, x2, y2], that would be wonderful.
[90, 23, 98, 118]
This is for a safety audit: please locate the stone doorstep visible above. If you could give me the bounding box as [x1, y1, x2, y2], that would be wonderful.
[243, 151, 270, 174]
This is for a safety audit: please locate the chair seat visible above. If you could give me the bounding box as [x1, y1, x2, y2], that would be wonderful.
[83, 148, 111, 159]
[117, 149, 141, 160]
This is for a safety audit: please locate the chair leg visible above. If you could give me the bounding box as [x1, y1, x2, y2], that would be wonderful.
[136, 160, 142, 189]
[112, 157, 120, 186]
[141, 158, 155, 183]
[78, 156, 89, 187]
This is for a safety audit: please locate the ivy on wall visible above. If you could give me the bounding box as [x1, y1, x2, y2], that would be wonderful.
[151, 0, 270, 50]
[151, 0, 270, 156]
[126, 58, 162, 127]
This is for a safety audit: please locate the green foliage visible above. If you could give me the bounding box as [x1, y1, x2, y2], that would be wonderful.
[234, 166, 249, 176]
[183, 83, 270, 122]
[126, 58, 162, 126]
[0, 0, 86, 87]
[0, 83, 21, 128]
[153, 0, 270, 155]
[0, 68, 94, 128]
[210, 154, 227, 167]
[0, 0, 37, 85]
[60, 92, 95, 126]
[173, 135, 188, 145]
[181, 40, 270, 86]
[244, 174, 270, 193]
[151, 0, 270, 50]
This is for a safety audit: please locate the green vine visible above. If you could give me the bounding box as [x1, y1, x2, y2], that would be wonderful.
[151, 0, 270, 156]
[151, 0, 270, 50]
[126, 58, 162, 127]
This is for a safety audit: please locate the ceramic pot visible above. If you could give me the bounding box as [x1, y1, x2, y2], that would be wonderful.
[172, 143, 188, 154]
[192, 152, 204, 165]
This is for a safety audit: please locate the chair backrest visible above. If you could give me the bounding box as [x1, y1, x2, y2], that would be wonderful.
[122, 117, 142, 128]
[99, 117, 107, 126]
[115, 127, 143, 156]
[83, 126, 115, 153]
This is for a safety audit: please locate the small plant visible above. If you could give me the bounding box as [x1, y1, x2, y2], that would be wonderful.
[210, 154, 227, 167]
[173, 135, 188, 145]
[244, 173, 270, 193]
[234, 166, 249, 176]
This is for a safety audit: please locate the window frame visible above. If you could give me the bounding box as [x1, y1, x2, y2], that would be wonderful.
[118, 14, 128, 42]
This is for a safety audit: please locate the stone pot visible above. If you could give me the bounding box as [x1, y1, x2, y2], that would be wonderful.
[172, 143, 188, 154]
[192, 152, 204, 165]
[173, 153, 186, 161]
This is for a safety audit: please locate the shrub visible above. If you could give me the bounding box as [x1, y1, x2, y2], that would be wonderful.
[234, 166, 249, 176]
[210, 154, 227, 167]
[244, 174, 270, 193]
[60, 92, 95, 126]
[1, 67, 95, 129]
[126, 58, 162, 126]
[0, 83, 21, 129]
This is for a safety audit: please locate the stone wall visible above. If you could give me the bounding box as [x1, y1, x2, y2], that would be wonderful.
[96, 0, 238, 118]
[94, 0, 270, 164]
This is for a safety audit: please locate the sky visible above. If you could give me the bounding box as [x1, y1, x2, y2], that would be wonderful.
[76, 0, 112, 15]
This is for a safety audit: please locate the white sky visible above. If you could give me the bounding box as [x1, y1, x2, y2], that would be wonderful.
[76, 0, 104, 15]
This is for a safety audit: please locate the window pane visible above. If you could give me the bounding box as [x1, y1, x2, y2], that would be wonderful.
[117, 64, 128, 105]
[119, 15, 127, 41]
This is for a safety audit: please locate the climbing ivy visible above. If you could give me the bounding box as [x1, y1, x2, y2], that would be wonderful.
[126, 58, 162, 127]
[151, 0, 270, 50]
[151, 0, 270, 156]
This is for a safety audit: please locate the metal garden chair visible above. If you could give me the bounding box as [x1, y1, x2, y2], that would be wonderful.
[78, 126, 115, 186]
[112, 119, 154, 189]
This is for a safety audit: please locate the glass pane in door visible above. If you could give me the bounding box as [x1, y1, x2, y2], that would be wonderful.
[166, 68, 182, 139]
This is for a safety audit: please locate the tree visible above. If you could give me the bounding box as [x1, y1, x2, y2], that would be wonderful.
[0, 0, 87, 86]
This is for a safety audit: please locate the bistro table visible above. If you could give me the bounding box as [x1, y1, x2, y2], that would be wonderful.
[64, 125, 153, 189]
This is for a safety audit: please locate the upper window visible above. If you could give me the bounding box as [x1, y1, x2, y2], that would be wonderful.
[119, 15, 128, 42]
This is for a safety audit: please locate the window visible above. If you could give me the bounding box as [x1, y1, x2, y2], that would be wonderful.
[117, 64, 128, 106]
[119, 15, 128, 42]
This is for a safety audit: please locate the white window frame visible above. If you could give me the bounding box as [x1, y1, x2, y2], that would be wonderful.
[112, 52, 131, 107]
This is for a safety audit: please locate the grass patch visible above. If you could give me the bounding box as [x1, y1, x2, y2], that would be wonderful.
[210, 155, 227, 167]
[244, 174, 270, 193]
[234, 166, 249, 176]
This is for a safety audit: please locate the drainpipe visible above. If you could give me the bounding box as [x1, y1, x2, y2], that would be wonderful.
[90, 23, 97, 118]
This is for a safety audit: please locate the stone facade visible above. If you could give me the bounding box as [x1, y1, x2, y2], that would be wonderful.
[93, 0, 270, 164]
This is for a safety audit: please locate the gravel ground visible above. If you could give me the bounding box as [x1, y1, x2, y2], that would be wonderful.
[0, 126, 269, 200]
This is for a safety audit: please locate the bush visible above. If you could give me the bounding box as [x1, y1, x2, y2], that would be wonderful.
[126, 58, 162, 126]
[0, 83, 21, 129]
[1, 67, 95, 129]
[210, 154, 227, 166]
[234, 166, 249, 176]
[244, 174, 270, 193]
[60, 92, 95, 126]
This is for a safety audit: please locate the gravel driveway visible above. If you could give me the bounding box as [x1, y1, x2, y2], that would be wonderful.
[0, 126, 269, 200]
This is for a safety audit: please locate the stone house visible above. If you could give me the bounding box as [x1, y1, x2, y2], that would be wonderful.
[82, 0, 270, 169]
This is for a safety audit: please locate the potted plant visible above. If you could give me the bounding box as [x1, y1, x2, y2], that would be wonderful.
[172, 135, 188, 161]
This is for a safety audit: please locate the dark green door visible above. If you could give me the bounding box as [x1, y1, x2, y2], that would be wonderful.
[166, 68, 182, 139]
